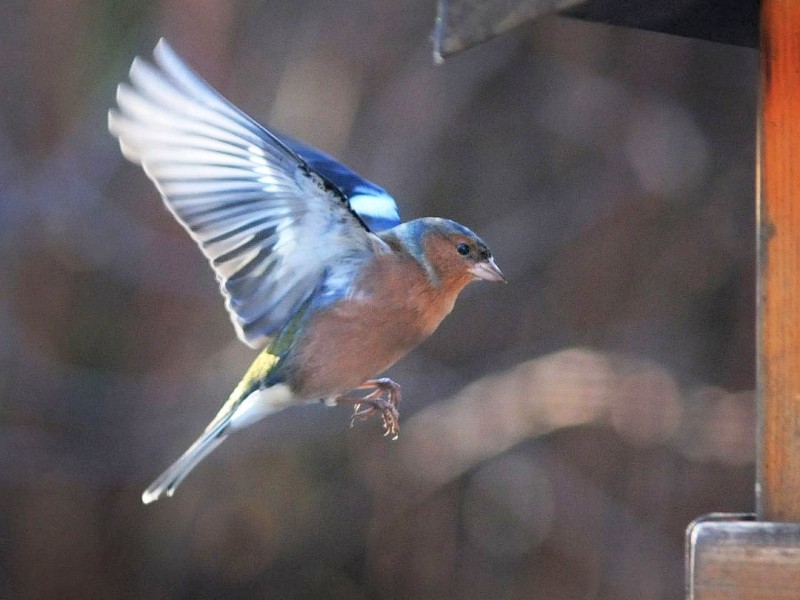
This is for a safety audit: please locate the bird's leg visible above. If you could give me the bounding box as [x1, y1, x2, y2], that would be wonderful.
[335, 378, 401, 439]
[354, 378, 402, 438]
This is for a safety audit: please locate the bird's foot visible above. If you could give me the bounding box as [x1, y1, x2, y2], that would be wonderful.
[337, 378, 401, 440]
[351, 397, 400, 440]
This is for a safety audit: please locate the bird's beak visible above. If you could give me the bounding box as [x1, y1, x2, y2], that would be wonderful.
[469, 257, 507, 283]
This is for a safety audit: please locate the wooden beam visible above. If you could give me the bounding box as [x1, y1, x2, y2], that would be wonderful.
[431, 0, 758, 61]
[757, 0, 800, 522]
[688, 2, 800, 597]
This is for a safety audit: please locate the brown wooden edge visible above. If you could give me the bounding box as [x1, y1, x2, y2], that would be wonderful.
[757, 0, 800, 523]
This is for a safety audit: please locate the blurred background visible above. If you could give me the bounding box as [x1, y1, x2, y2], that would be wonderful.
[0, 1, 757, 599]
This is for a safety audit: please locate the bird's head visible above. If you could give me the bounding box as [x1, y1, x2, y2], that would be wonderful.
[389, 218, 506, 289]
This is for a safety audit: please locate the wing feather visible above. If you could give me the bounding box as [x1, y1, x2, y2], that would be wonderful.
[109, 39, 393, 348]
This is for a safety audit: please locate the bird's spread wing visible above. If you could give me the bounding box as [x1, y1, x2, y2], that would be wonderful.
[109, 39, 399, 348]
[280, 137, 401, 233]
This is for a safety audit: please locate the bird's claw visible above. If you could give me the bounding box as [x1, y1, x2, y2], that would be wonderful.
[349, 398, 399, 439]
[342, 378, 401, 439]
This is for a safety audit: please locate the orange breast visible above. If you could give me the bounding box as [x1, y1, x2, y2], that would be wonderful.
[284, 253, 462, 399]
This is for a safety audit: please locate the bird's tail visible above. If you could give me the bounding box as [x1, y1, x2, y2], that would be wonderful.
[141, 416, 232, 504]
[142, 350, 289, 504]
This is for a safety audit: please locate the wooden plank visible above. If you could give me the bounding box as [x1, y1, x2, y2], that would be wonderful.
[758, 0, 800, 522]
[432, 0, 758, 61]
[687, 515, 800, 600]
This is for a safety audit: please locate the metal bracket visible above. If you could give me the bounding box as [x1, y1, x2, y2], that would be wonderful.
[687, 514, 800, 599]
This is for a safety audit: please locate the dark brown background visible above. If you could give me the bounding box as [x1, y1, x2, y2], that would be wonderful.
[0, 2, 756, 598]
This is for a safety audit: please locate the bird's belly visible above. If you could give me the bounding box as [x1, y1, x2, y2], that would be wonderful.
[285, 299, 438, 400]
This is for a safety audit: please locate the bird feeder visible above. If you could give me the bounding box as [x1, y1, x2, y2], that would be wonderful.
[434, 0, 800, 597]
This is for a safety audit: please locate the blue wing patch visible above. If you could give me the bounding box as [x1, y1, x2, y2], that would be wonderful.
[281, 136, 401, 233]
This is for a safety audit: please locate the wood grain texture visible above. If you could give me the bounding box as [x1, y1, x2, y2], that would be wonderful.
[687, 515, 800, 600]
[757, 0, 800, 522]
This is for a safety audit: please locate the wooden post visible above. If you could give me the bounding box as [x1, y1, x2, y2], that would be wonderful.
[687, 1, 800, 597]
[757, 0, 800, 522]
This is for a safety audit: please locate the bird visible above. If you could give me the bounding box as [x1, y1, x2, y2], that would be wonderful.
[108, 39, 505, 504]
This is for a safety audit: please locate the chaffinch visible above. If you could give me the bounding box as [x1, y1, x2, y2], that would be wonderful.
[109, 40, 505, 504]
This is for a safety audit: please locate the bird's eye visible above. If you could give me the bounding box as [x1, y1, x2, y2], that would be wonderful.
[456, 243, 470, 256]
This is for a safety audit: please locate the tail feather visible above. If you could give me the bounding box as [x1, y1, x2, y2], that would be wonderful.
[141, 386, 294, 504]
[141, 417, 231, 504]
[141, 350, 292, 504]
